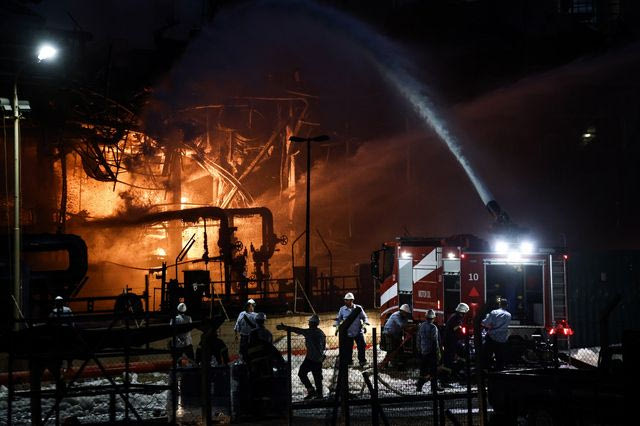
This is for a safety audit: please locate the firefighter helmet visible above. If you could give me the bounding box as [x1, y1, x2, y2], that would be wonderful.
[246, 299, 256, 306]
[456, 302, 470, 313]
[256, 312, 266, 321]
[344, 292, 355, 300]
[308, 314, 320, 324]
[426, 309, 436, 319]
[399, 304, 411, 314]
[177, 303, 187, 313]
[55, 296, 63, 301]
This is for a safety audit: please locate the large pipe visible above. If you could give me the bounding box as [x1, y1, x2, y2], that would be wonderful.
[89, 207, 233, 298]
[225, 207, 279, 263]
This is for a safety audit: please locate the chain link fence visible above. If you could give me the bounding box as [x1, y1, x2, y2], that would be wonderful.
[283, 328, 482, 426]
[1, 312, 604, 425]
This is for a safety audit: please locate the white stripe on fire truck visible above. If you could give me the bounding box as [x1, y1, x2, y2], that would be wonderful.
[380, 283, 398, 306]
[413, 248, 440, 283]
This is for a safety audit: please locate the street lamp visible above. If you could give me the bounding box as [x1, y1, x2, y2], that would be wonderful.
[289, 134, 330, 307]
[9, 42, 58, 328]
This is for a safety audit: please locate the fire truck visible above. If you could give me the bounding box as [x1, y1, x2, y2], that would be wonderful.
[372, 230, 570, 342]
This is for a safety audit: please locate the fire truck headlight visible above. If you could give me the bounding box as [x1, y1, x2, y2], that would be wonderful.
[447, 252, 456, 259]
[494, 240, 509, 254]
[520, 241, 534, 255]
[400, 251, 411, 259]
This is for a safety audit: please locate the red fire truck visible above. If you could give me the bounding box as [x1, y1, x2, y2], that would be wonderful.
[372, 234, 569, 341]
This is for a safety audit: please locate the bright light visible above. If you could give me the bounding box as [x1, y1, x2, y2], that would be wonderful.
[447, 252, 455, 259]
[37, 43, 58, 62]
[494, 240, 509, 254]
[154, 247, 167, 257]
[582, 132, 592, 139]
[507, 250, 521, 261]
[180, 197, 188, 203]
[400, 251, 411, 260]
[520, 241, 534, 255]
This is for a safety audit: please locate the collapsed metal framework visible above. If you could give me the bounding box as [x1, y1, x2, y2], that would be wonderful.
[60, 94, 316, 223]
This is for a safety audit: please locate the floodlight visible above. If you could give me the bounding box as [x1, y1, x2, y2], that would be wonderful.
[494, 240, 509, 254]
[37, 43, 58, 62]
[519, 241, 534, 255]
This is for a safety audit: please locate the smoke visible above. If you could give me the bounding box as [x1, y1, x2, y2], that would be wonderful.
[255, 131, 484, 272]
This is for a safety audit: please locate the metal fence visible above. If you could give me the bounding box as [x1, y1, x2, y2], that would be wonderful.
[282, 328, 482, 426]
[1, 314, 595, 425]
[1, 313, 192, 425]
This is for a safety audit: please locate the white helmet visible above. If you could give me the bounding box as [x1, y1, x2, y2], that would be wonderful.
[399, 304, 411, 314]
[246, 299, 256, 306]
[256, 312, 266, 321]
[177, 302, 187, 313]
[55, 296, 63, 301]
[456, 302, 470, 313]
[426, 309, 436, 319]
[344, 292, 355, 300]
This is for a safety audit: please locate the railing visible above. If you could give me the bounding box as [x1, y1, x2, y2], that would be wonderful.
[148, 275, 365, 314]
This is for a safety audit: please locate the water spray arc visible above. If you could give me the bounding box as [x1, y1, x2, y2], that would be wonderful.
[260, 0, 500, 215]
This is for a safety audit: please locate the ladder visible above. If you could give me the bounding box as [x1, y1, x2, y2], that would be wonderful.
[550, 258, 568, 323]
[550, 257, 570, 349]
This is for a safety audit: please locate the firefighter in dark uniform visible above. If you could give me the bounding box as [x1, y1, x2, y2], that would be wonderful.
[246, 312, 284, 415]
[277, 314, 327, 399]
[443, 302, 469, 379]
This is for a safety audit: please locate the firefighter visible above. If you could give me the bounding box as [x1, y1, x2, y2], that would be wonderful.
[170, 302, 194, 365]
[334, 292, 369, 368]
[249, 312, 272, 345]
[481, 298, 512, 371]
[235, 298, 258, 361]
[246, 312, 284, 401]
[50, 296, 73, 322]
[277, 314, 327, 399]
[196, 315, 230, 366]
[416, 309, 443, 392]
[382, 304, 412, 367]
[49, 296, 75, 372]
[443, 302, 470, 379]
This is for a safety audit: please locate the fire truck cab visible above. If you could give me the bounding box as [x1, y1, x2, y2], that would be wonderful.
[372, 235, 569, 341]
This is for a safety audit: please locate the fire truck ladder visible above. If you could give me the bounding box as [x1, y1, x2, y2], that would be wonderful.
[550, 257, 570, 349]
[550, 258, 568, 323]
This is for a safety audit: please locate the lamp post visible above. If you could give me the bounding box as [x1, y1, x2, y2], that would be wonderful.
[289, 134, 329, 307]
[11, 43, 58, 329]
